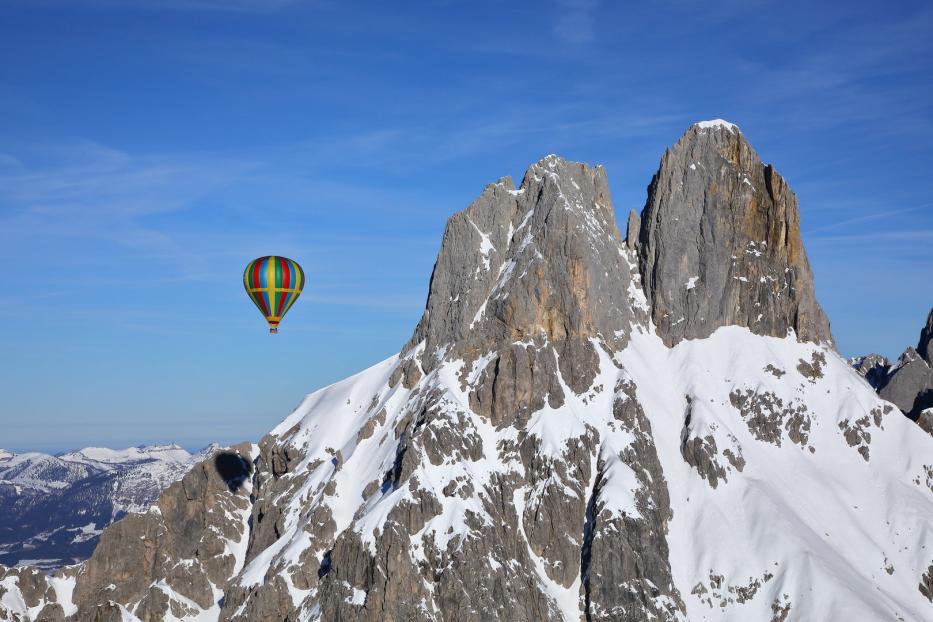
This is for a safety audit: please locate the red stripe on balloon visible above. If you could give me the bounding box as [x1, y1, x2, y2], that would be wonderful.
[252, 258, 263, 289]
[254, 289, 268, 316]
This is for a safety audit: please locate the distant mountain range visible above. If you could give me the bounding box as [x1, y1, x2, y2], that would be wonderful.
[0, 444, 214, 571]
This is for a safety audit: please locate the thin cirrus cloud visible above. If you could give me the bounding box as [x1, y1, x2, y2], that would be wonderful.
[551, 0, 600, 44]
[0, 132, 446, 326]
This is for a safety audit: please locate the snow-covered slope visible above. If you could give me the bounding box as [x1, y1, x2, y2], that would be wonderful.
[619, 327, 931, 620]
[1, 126, 930, 621]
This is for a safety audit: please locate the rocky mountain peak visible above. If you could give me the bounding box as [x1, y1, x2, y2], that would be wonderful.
[637, 121, 832, 346]
[850, 353, 891, 390]
[854, 309, 933, 429]
[397, 154, 647, 400]
[879, 346, 933, 417]
[692, 118, 740, 133]
[918, 307, 933, 366]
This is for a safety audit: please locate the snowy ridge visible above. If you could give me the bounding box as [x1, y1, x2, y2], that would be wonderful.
[60, 444, 192, 466]
[693, 119, 739, 133]
[617, 327, 932, 620]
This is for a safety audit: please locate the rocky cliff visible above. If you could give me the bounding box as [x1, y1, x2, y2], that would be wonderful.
[636, 120, 832, 347]
[919, 309, 933, 367]
[2, 125, 931, 622]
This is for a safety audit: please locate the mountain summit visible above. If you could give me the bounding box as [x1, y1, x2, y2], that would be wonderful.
[398, 155, 648, 408]
[1, 126, 931, 622]
[636, 120, 832, 346]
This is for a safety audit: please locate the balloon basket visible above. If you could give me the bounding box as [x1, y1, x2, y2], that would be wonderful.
[269, 327, 278, 334]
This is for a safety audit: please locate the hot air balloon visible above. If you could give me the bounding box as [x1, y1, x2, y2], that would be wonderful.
[243, 256, 305, 333]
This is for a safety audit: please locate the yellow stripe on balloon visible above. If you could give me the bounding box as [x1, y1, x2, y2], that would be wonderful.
[266, 257, 276, 321]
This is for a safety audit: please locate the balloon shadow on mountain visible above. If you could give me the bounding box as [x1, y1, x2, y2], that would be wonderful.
[213, 452, 253, 493]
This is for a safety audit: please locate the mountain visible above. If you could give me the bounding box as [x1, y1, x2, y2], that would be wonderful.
[0, 444, 214, 571]
[634, 119, 832, 347]
[1, 122, 931, 622]
[851, 308, 933, 433]
[849, 353, 891, 390]
[920, 309, 933, 367]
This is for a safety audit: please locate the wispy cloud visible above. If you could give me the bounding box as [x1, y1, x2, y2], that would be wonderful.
[803, 206, 930, 235]
[551, 0, 599, 44]
[809, 229, 933, 244]
[0, 133, 449, 324]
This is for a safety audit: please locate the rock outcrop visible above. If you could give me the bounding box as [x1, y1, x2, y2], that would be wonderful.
[854, 308, 933, 428]
[636, 120, 832, 347]
[850, 354, 891, 390]
[918, 308, 933, 367]
[401, 156, 648, 394]
[878, 348, 933, 417]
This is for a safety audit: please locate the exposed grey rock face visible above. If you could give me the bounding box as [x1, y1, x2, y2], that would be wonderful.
[729, 389, 813, 451]
[921, 563, 933, 602]
[680, 396, 745, 488]
[626, 209, 641, 250]
[850, 354, 891, 390]
[69, 444, 254, 621]
[917, 409, 933, 437]
[584, 381, 684, 620]
[0, 566, 65, 621]
[836, 406, 891, 462]
[690, 569, 776, 610]
[878, 348, 933, 417]
[637, 121, 832, 347]
[402, 155, 648, 395]
[852, 309, 933, 435]
[303, 156, 678, 621]
[918, 308, 933, 367]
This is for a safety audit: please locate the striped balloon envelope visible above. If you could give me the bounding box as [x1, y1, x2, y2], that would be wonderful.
[243, 256, 305, 333]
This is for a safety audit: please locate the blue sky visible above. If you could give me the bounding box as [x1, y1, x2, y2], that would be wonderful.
[1, 0, 931, 453]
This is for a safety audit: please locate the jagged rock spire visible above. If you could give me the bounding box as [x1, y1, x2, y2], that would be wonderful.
[398, 154, 648, 397]
[918, 307, 933, 367]
[637, 120, 833, 346]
